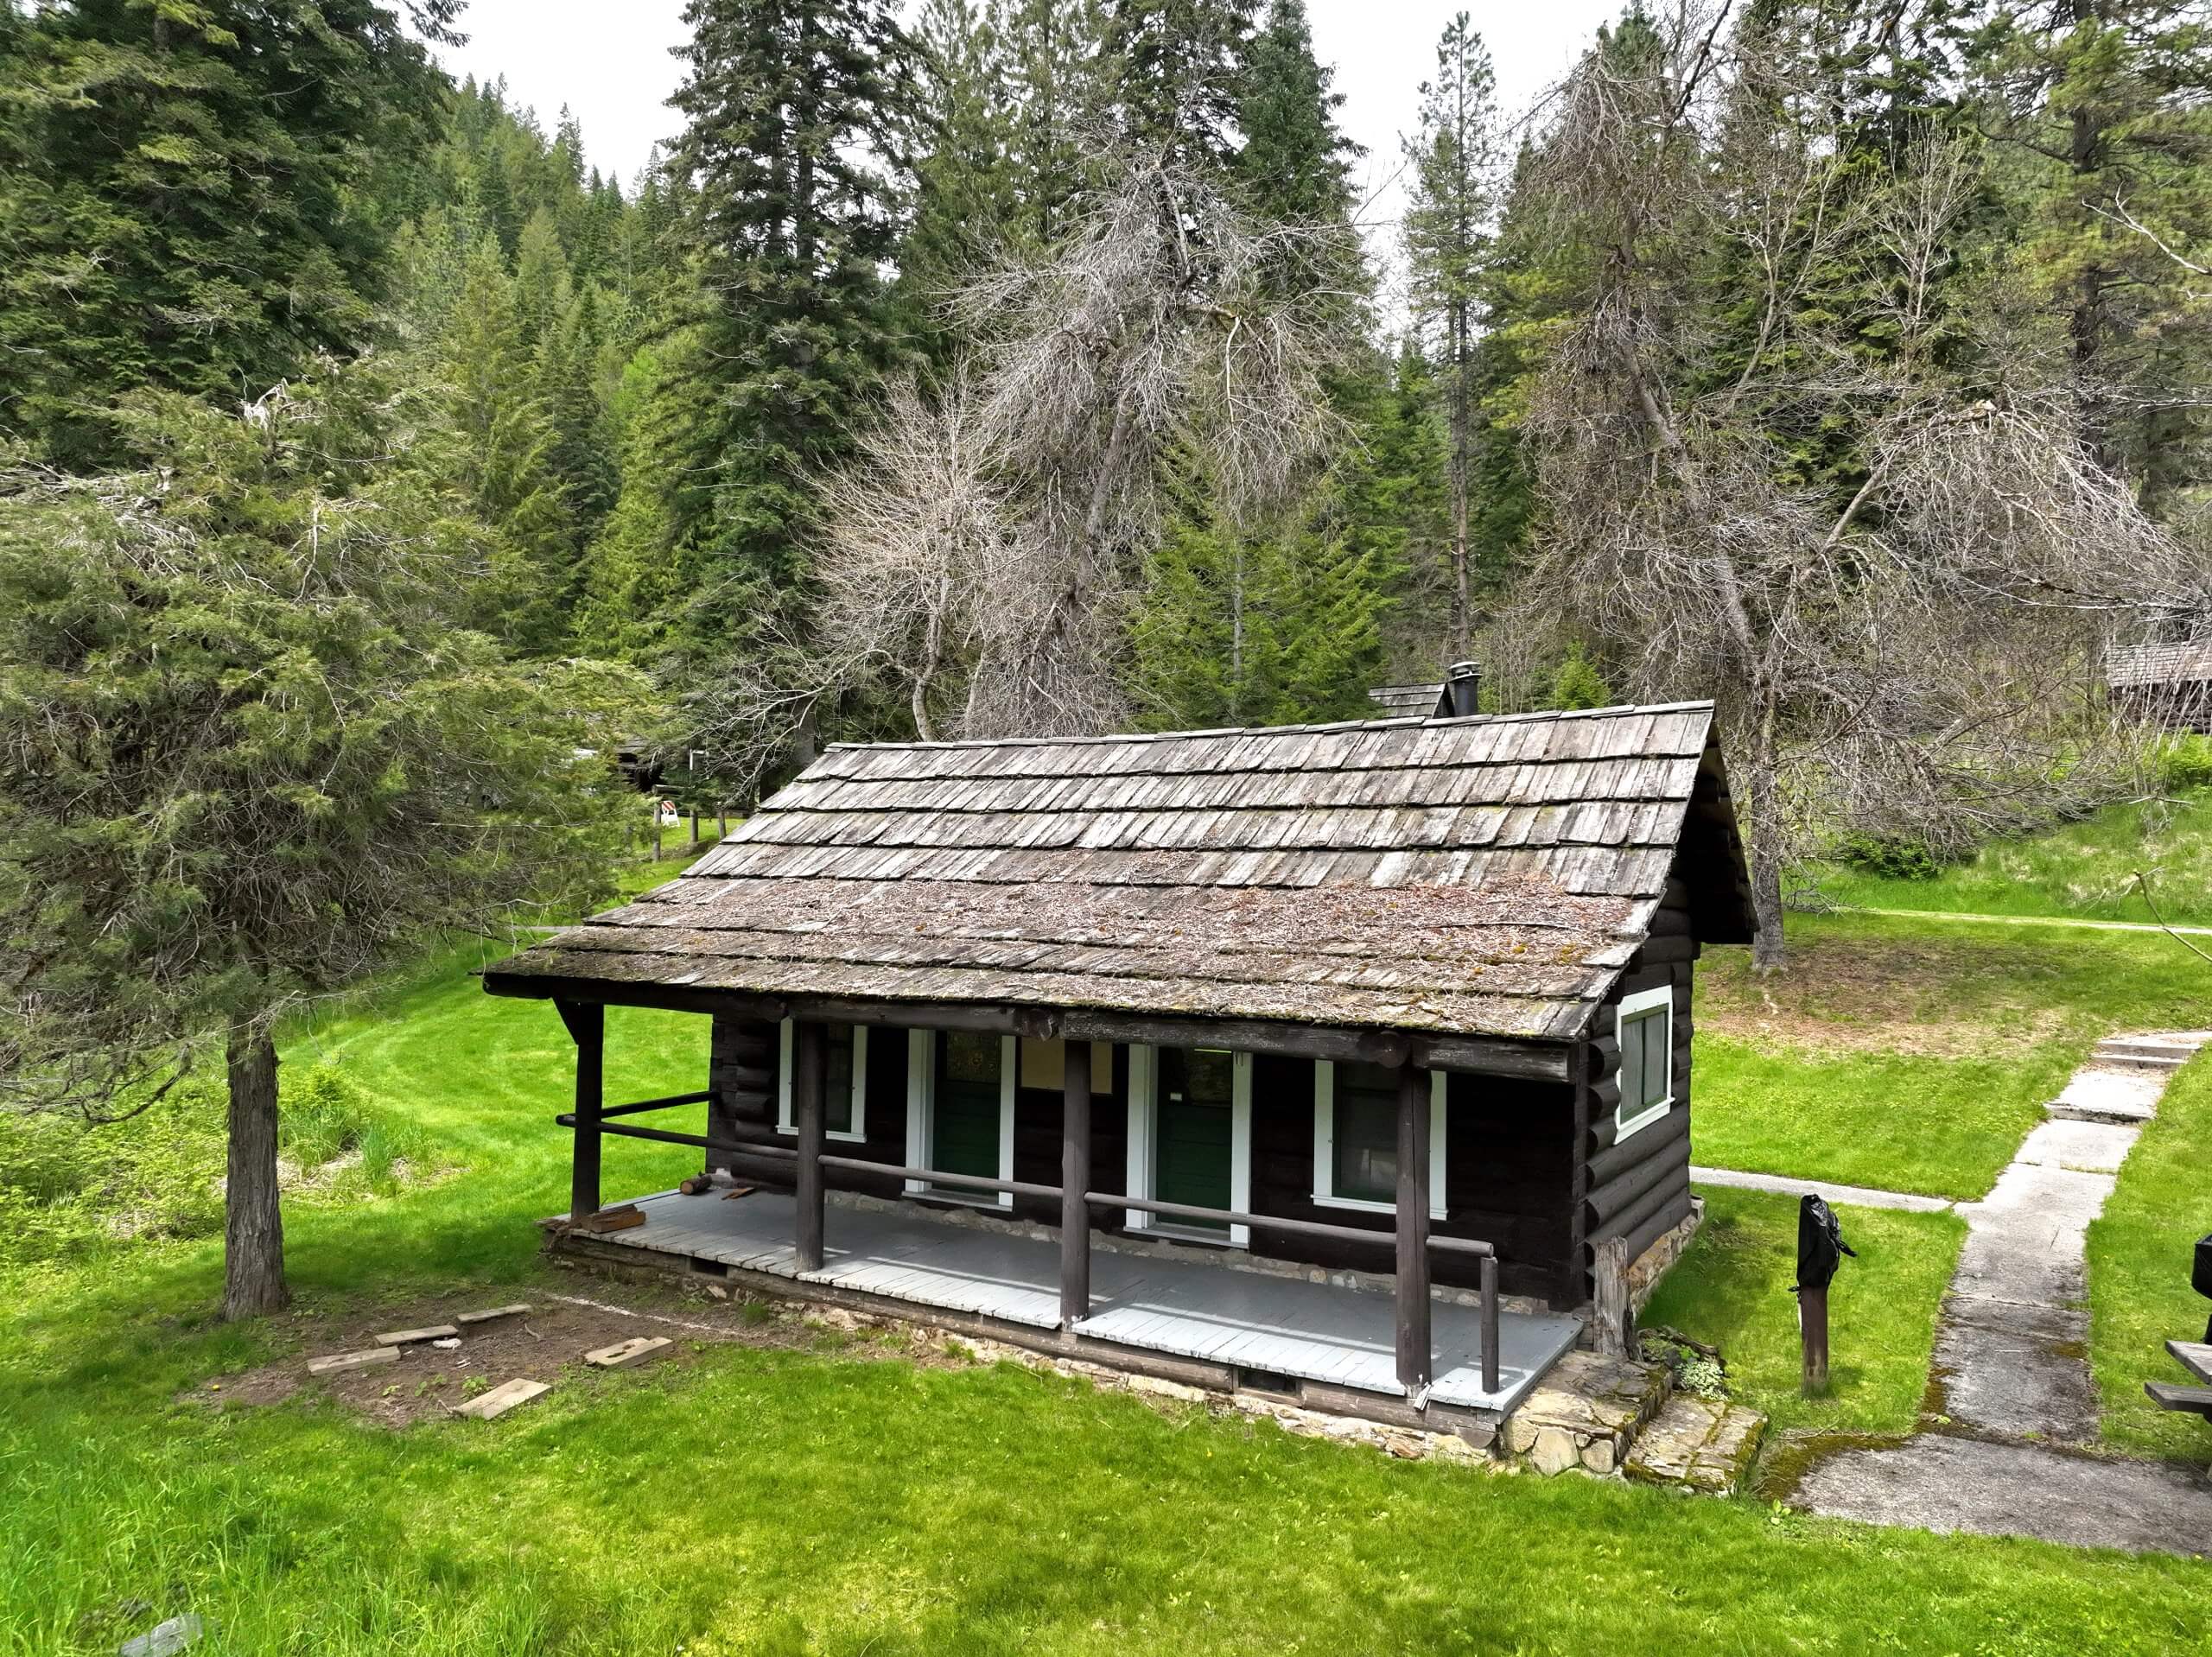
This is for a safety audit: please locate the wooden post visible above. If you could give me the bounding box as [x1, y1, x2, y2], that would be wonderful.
[652, 808, 664, 862]
[1800, 1286, 1830, 1395]
[1480, 1255, 1501, 1395]
[1592, 1235, 1633, 1358]
[718, 802, 728, 837]
[1060, 1041, 1092, 1329]
[1395, 1061, 1432, 1397]
[689, 808, 700, 846]
[793, 1019, 826, 1272]
[557, 1000, 604, 1224]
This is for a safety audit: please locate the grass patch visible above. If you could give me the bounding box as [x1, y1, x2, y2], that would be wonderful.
[1689, 1035, 2073, 1199]
[1698, 910, 2212, 1044]
[4, 1263, 2208, 1654]
[1796, 785, 2212, 928]
[2088, 1053, 2212, 1464]
[1643, 1188, 1965, 1436]
[3, 871, 2211, 1652]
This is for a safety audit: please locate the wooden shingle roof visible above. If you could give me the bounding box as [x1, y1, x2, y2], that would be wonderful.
[1367, 682, 1447, 715]
[2109, 640, 2212, 689]
[486, 704, 1753, 1051]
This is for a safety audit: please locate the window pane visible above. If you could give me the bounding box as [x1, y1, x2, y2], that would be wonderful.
[1641, 1011, 1669, 1109]
[1618, 1013, 1643, 1118]
[942, 1031, 999, 1084]
[1334, 1063, 1398, 1203]
[1621, 1007, 1670, 1117]
[825, 1025, 854, 1134]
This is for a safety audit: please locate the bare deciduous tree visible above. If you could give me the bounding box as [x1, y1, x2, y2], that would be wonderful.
[1516, 3, 2199, 967]
[693, 146, 1357, 786]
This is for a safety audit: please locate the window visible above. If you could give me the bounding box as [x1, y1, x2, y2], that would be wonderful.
[777, 1019, 868, 1141]
[1312, 1063, 1447, 1219]
[1614, 985, 1675, 1142]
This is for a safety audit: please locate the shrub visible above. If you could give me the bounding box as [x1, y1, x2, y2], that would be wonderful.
[1834, 833, 1945, 881]
[2152, 734, 2212, 794]
[1548, 642, 1613, 711]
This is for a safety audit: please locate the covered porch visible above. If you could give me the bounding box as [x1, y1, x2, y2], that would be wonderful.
[559, 1183, 1584, 1418]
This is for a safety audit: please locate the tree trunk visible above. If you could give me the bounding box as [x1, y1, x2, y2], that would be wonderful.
[1745, 697, 1788, 971]
[221, 1021, 289, 1321]
[1230, 543, 1245, 721]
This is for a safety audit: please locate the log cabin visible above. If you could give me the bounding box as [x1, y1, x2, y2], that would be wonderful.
[484, 700, 1755, 1434]
[2109, 639, 2212, 734]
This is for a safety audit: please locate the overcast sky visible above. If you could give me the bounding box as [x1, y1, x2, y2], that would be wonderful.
[434, 1, 1625, 266]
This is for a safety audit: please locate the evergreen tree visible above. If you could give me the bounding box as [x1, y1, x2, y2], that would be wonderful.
[663, 0, 918, 714]
[1971, 1, 2212, 508]
[0, 365, 629, 1320]
[1102, 0, 1258, 174]
[437, 238, 572, 652]
[901, 0, 1024, 352]
[0, 0, 449, 468]
[1401, 13, 1497, 662]
[1002, 0, 1112, 245]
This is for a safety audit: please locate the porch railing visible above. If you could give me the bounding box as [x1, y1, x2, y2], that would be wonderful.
[554, 1070, 1504, 1400]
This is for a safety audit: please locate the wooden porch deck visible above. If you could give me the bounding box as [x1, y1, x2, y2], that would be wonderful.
[579, 1188, 1583, 1416]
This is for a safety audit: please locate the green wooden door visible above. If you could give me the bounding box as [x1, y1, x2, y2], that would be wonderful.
[933, 1032, 1001, 1181]
[1155, 1049, 1233, 1231]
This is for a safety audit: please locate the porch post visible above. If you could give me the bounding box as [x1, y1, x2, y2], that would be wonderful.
[793, 1018, 826, 1272]
[557, 1000, 604, 1224]
[1060, 1041, 1092, 1329]
[1394, 1060, 1432, 1397]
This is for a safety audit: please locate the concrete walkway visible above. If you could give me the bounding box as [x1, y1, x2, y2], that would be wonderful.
[1849, 905, 2212, 936]
[1688, 1165, 1955, 1214]
[1792, 1031, 2212, 1554]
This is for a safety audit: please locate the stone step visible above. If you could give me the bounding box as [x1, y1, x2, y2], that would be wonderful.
[1622, 1394, 1766, 1494]
[2091, 1033, 2209, 1070]
[2047, 1068, 2164, 1126]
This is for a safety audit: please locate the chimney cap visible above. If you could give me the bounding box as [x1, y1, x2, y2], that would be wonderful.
[1446, 660, 1481, 679]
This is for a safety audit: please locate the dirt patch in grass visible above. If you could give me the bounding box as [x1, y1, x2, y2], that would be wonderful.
[177, 1279, 952, 1430]
[1698, 934, 2083, 1058]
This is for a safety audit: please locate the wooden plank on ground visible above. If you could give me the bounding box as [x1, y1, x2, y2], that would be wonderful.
[583, 1336, 674, 1369]
[2167, 1340, 2212, 1385]
[374, 1324, 461, 1347]
[454, 1378, 550, 1419]
[456, 1304, 532, 1326]
[308, 1346, 401, 1377]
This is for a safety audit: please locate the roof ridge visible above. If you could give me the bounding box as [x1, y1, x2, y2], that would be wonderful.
[821, 701, 1716, 755]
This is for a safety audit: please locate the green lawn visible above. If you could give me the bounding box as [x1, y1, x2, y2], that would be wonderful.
[1796, 784, 2212, 928]
[1688, 911, 2212, 1199]
[1643, 1188, 1965, 1436]
[1688, 1035, 2075, 1199]
[3, 905, 2210, 1653]
[2088, 1054, 2212, 1463]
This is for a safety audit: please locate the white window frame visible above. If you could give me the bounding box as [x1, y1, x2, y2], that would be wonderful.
[1125, 1044, 1252, 1247]
[903, 1030, 1015, 1209]
[1312, 1063, 1448, 1221]
[1613, 984, 1676, 1144]
[777, 1019, 868, 1143]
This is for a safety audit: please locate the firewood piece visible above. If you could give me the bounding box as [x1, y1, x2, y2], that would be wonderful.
[308, 1346, 401, 1377]
[582, 1336, 672, 1369]
[721, 1185, 757, 1202]
[576, 1204, 645, 1233]
[374, 1324, 460, 1347]
[456, 1304, 532, 1326]
[454, 1378, 549, 1419]
[679, 1175, 715, 1196]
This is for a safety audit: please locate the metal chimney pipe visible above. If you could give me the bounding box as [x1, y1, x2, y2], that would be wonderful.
[1445, 660, 1481, 718]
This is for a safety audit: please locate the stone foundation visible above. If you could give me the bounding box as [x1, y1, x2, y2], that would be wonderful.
[1498, 1350, 1675, 1476]
[1626, 1195, 1704, 1317]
